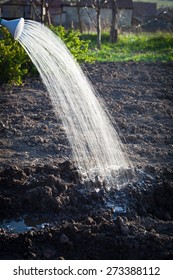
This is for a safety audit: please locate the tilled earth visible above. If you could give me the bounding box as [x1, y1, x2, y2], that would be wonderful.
[0, 62, 173, 260]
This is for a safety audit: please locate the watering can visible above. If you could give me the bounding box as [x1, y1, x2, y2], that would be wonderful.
[0, 18, 24, 40]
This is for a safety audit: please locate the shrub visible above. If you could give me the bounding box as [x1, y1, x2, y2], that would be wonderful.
[0, 25, 94, 85]
[0, 27, 32, 85]
[50, 25, 94, 63]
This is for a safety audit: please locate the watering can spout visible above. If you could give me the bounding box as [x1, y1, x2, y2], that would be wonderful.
[0, 18, 24, 40]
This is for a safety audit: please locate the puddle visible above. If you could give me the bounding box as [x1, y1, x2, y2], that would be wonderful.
[113, 205, 127, 219]
[0, 216, 52, 233]
[106, 201, 127, 219]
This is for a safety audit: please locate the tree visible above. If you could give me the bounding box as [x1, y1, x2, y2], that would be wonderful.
[62, 0, 107, 49]
[76, 0, 83, 33]
[89, 0, 107, 49]
[109, 0, 118, 43]
[62, 0, 84, 32]
[31, 0, 51, 25]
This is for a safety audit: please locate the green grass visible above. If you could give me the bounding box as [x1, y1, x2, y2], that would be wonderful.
[81, 32, 173, 62]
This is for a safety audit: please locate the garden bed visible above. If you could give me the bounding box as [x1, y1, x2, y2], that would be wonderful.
[0, 61, 173, 259]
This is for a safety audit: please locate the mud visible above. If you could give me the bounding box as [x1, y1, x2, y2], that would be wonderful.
[0, 62, 173, 259]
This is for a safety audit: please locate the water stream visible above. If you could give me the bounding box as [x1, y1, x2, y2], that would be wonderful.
[18, 20, 132, 188]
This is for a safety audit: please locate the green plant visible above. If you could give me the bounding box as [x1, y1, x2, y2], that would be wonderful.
[50, 25, 94, 63]
[0, 25, 94, 85]
[0, 27, 32, 85]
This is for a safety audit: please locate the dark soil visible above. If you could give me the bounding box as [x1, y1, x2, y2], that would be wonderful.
[0, 62, 173, 260]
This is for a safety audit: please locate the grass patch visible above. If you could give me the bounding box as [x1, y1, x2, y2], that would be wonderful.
[81, 32, 173, 62]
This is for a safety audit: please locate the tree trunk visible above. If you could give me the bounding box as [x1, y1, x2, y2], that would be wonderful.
[96, 9, 101, 49]
[110, 0, 118, 43]
[45, 3, 51, 26]
[77, 4, 83, 33]
[41, 0, 45, 23]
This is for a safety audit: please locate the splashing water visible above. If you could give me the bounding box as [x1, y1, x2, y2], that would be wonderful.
[18, 20, 131, 188]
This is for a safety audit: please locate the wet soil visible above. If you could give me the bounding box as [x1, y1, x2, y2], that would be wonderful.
[0, 62, 173, 260]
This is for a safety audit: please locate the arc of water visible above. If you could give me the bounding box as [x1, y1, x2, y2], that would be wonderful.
[18, 20, 131, 187]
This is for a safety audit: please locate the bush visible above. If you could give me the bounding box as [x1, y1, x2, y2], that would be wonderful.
[0, 25, 94, 85]
[50, 25, 94, 63]
[0, 27, 32, 85]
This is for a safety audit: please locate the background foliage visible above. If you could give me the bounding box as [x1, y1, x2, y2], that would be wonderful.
[50, 25, 93, 63]
[0, 24, 173, 85]
[0, 27, 30, 85]
[0, 25, 93, 85]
